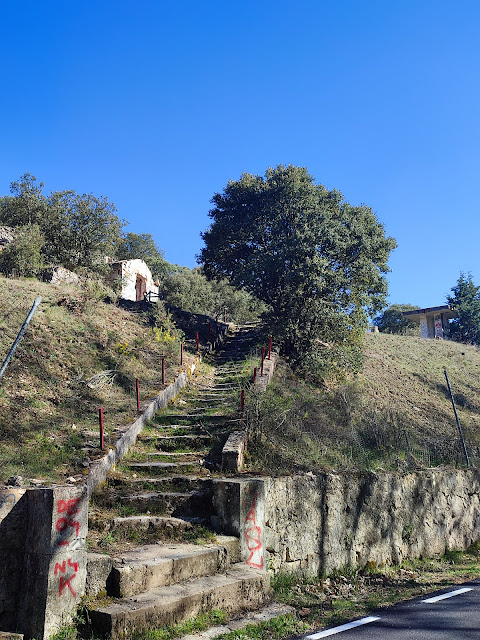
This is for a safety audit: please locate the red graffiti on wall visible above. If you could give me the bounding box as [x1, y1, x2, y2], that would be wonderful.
[55, 498, 81, 546]
[244, 495, 264, 570]
[54, 558, 78, 597]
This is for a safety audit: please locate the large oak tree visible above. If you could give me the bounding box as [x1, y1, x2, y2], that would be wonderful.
[199, 165, 396, 375]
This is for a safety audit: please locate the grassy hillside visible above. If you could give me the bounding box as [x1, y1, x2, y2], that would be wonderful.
[3, 274, 480, 483]
[0, 276, 194, 484]
[246, 332, 480, 473]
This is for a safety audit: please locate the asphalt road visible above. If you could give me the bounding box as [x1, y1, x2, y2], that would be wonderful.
[304, 579, 480, 639]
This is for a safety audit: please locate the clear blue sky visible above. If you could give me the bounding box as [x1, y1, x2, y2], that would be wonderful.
[1, 0, 479, 309]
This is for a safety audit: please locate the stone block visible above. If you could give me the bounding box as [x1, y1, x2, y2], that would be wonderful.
[24, 486, 87, 555]
[0, 488, 27, 550]
[15, 486, 88, 640]
[86, 553, 113, 596]
[222, 431, 246, 472]
[213, 479, 266, 571]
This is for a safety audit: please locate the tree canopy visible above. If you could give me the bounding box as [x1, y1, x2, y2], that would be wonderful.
[199, 165, 396, 375]
[447, 273, 480, 344]
[374, 304, 420, 334]
[117, 232, 168, 282]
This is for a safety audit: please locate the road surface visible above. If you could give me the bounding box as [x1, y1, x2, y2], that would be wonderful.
[304, 579, 480, 639]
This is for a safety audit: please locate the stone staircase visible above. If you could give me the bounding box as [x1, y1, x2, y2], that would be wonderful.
[87, 325, 271, 638]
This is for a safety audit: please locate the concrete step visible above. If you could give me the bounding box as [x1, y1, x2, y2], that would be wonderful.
[118, 490, 212, 516]
[89, 563, 270, 638]
[128, 461, 203, 474]
[110, 536, 240, 597]
[150, 424, 197, 431]
[124, 476, 211, 492]
[139, 435, 212, 451]
[145, 451, 208, 459]
[111, 515, 207, 536]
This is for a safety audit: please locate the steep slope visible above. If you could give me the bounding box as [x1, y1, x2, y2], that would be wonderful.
[0, 275, 193, 483]
[245, 333, 480, 472]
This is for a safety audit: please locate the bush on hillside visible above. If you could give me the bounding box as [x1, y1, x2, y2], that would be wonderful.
[162, 267, 267, 324]
[0, 224, 44, 277]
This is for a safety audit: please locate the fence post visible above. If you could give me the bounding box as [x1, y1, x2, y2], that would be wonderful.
[444, 368, 470, 467]
[241, 389, 245, 412]
[253, 367, 257, 383]
[136, 378, 140, 412]
[0, 297, 42, 385]
[98, 407, 104, 450]
[196, 331, 200, 353]
[261, 346, 265, 376]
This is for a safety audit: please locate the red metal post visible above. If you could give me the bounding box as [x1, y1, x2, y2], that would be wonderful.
[261, 346, 265, 376]
[241, 389, 245, 412]
[162, 357, 166, 385]
[268, 335, 272, 360]
[136, 378, 140, 412]
[181, 342, 184, 366]
[196, 331, 200, 353]
[253, 367, 257, 383]
[98, 407, 104, 450]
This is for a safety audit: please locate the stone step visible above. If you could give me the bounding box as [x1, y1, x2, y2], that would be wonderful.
[155, 414, 236, 424]
[192, 398, 231, 404]
[124, 476, 210, 492]
[139, 435, 212, 451]
[88, 563, 270, 638]
[111, 514, 207, 536]
[150, 424, 197, 431]
[110, 536, 240, 597]
[157, 413, 226, 420]
[145, 451, 208, 459]
[195, 392, 233, 396]
[128, 461, 202, 474]
[118, 490, 212, 516]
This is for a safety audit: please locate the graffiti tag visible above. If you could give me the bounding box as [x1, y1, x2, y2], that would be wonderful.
[244, 495, 264, 570]
[55, 498, 81, 546]
[54, 558, 78, 597]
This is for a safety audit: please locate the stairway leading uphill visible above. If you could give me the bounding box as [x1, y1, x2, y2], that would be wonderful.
[87, 325, 271, 638]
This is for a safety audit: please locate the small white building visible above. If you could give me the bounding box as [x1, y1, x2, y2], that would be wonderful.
[402, 305, 458, 339]
[109, 259, 159, 302]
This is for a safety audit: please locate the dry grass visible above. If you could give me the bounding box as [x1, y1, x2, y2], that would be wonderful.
[246, 333, 480, 473]
[0, 275, 194, 484]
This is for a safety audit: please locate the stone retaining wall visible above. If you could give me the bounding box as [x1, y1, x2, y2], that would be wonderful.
[213, 469, 480, 575]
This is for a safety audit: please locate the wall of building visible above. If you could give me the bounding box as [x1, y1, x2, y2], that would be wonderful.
[109, 259, 159, 302]
[213, 469, 480, 576]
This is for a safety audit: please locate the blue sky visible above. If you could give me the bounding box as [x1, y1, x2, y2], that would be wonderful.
[1, 0, 479, 309]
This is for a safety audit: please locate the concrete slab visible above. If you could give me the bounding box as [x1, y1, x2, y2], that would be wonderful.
[111, 537, 240, 597]
[89, 564, 270, 638]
